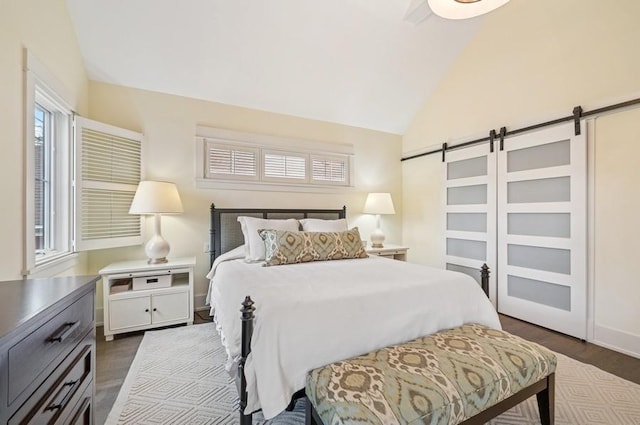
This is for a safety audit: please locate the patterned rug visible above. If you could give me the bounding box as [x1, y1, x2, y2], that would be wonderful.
[105, 322, 640, 425]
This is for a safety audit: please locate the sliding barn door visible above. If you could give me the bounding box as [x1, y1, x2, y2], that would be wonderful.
[497, 122, 587, 339]
[443, 144, 497, 305]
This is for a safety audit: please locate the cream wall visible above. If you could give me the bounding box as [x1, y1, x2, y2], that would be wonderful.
[87, 82, 403, 317]
[403, 0, 640, 356]
[0, 0, 89, 280]
[592, 109, 640, 356]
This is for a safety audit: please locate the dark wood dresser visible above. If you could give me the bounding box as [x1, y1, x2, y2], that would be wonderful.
[0, 276, 98, 425]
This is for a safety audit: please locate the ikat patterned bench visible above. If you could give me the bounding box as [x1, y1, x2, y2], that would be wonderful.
[305, 324, 556, 425]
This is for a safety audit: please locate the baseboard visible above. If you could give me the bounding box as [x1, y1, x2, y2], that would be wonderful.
[194, 293, 209, 312]
[593, 324, 640, 359]
[96, 307, 104, 327]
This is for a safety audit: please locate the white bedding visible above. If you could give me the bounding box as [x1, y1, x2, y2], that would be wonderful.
[206, 250, 501, 419]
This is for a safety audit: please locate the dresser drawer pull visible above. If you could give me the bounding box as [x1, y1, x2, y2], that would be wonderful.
[69, 397, 91, 424]
[45, 379, 78, 411]
[46, 321, 80, 343]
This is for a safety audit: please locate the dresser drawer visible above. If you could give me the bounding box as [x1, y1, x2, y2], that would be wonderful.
[65, 384, 92, 425]
[8, 291, 94, 404]
[9, 342, 93, 425]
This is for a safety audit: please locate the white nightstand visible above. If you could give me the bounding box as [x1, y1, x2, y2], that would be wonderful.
[99, 257, 195, 341]
[366, 244, 409, 261]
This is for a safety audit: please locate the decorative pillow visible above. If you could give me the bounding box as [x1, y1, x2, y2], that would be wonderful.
[237, 217, 300, 262]
[259, 228, 368, 266]
[299, 218, 348, 232]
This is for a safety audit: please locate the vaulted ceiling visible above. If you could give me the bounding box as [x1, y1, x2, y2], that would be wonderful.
[66, 0, 484, 134]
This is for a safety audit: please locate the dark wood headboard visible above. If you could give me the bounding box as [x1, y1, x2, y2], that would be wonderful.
[209, 204, 347, 267]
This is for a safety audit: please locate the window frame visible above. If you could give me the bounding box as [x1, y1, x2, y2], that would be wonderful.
[195, 126, 354, 192]
[24, 50, 76, 276]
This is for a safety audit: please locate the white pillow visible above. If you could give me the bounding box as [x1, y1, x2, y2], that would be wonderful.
[299, 218, 348, 232]
[237, 217, 299, 262]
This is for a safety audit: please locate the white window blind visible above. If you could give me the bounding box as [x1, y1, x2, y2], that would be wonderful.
[75, 117, 144, 251]
[263, 151, 307, 181]
[80, 189, 139, 239]
[311, 155, 348, 184]
[204, 141, 258, 180]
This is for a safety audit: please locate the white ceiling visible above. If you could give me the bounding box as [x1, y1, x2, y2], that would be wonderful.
[66, 0, 482, 134]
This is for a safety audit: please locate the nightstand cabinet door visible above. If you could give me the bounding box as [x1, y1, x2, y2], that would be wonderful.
[152, 292, 190, 325]
[109, 296, 152, 331]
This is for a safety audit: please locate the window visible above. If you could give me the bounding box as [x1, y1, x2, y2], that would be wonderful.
[196, 126, 353, 191]
[204, 141, 258, 181]
[263, 151, 307, 182]
[24, 50, 144, 275]
[311, 155, 348, 185]
[24, 51, 74, 275]
[34, 105, 50, 254]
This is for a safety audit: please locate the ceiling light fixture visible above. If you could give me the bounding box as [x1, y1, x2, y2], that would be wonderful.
[428, 0, 510, 20]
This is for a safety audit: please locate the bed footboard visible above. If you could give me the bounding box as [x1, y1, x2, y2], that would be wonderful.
[239, 296, 255, 425]
[481, 263, 490, 297]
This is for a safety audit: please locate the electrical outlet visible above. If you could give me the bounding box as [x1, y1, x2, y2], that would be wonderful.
[203, 242, 209, 253]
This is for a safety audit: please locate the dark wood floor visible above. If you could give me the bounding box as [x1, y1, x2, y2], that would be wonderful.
[500, 315, 640, 385]
[95, 312, 640, 424]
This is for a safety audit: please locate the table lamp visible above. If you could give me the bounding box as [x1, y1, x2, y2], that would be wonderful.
[363, 192, 395, 248]
[129, 181, 183, 264]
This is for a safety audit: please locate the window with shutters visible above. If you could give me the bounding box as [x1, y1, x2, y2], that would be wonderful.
[24, 51, 144, 276]
[204, 141, 258, 181]
[196, 126, 353, 191]
[263, 151, 307, 182]
[75, 117, 144, 251]
[311, 154, 348, 185]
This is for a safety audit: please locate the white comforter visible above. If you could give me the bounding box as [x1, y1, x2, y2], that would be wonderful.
[206, 249, 500, 419]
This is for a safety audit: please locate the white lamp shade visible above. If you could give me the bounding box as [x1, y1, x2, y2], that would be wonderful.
[428, 0, 510, 20]
[129, 181, 184, 214]
[363, 193, 395, 215]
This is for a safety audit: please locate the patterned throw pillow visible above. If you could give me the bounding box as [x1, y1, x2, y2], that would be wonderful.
[259, 228, 368, 266]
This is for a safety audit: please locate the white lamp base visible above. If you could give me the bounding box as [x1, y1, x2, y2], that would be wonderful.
[145, 213, 170, 264]
[145, 234, 169, 264]
[370, 215, 386, 248]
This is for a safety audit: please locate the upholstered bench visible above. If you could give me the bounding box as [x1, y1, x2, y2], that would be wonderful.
[305, 324, 556, 425]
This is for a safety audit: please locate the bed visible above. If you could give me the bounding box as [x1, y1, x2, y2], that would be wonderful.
[205, 205, 500, 424]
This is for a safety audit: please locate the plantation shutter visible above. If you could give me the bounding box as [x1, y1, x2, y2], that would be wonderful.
[311, 155, 349, 185]
[204, 141, 258, 180]
[263, 151, 307, 181]
[75, 117, 144, 251]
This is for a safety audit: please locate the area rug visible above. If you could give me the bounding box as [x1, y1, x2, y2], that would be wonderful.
[105, 322, 640, 425]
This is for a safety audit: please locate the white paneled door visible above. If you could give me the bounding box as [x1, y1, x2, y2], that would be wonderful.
[443, 144, 497, 305]
[497, 122, 587, 339]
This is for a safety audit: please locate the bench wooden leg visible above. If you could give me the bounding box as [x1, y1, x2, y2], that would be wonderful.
[536, 373, 555, 425]
[460, 373, 555, 425]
